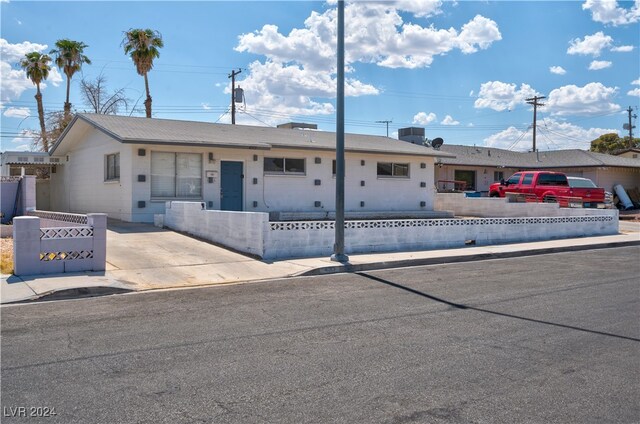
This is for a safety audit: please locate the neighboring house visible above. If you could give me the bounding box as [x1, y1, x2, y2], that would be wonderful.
[432, 144, 640, 193]
[47, 114, 453, 223]
[612, 148, 640, 159]
[0, 151, 64, 177]
[0, 151, 64, 210]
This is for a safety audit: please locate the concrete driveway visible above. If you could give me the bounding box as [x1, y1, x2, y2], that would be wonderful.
[105, 220, 312, 290]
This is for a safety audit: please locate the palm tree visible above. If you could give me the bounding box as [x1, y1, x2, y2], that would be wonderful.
[50, 39, 91, 121]
[122, 28, 164, 118]
[20, 52, 52, 151]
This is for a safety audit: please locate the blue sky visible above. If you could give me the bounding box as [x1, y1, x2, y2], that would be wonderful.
[1, 0, 639, 152]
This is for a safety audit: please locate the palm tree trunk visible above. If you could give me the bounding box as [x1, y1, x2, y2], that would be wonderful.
[143, 72, 152, 118]
[35, 84, 49, 152]
[64, 74, 72, 120]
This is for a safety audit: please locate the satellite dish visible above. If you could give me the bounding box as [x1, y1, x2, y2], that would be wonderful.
[431, 137, 444, 149]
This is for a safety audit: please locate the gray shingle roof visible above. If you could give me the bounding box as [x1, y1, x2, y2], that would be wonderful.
[438, 145, 640, 169]
[56, 114, 454, 159]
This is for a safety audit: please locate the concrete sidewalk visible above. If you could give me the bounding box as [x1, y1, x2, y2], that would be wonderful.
[2, 220, 639, 304]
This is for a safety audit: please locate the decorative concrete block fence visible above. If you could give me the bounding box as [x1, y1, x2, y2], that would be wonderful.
[13, 213, 107, 276]
[163, 201, 618, 260]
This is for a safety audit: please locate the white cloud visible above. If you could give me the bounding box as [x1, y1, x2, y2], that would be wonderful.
[393, 0, 443, 18]
[484, 126, 529, 150]
[0, 61, 33, 102]
[3, 107, 30, 119]
[474, 81, 538, 111]
[567, 31, 612, 56]
[632, 78, 640, 85]
[628, 88, 640, 97]
[413, 112, 437, 125]
[549, 66, 567, 75]
[0, 39, 62, 103]
[201, 103, 211, 110]
[456, 15, 502, 54]
[546, 82, 621, 116]
[484, 118, 618, 150]
[236, 4, 501, 71]
[0, 39, 48, 62]
[232, 3, 502, 120]
[582, 0, 640, 26]
[441, 115, 460, 125]
[611, 45, 634, 52]
[588, 60, 612, 70]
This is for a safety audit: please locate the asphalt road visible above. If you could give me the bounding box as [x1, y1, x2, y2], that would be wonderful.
[2, 246, 639, 424]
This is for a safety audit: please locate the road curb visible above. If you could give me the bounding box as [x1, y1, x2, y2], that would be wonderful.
[296, 240, 640, 277]
[3, 286, 134, 305]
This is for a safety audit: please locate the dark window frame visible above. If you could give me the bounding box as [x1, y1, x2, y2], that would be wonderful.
[377, 162, 410, 178]
[263, 157, 306, 175]
[105, 153, 120, 181]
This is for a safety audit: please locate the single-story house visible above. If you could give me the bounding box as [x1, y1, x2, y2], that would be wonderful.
[612, 148, 640, 159]
[432, 144, 640, 193]
[47, 114, 454, 222]
[0, 151, 65, 210]
[0, 151, 64, 176]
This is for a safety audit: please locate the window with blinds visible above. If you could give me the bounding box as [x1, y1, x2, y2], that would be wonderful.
[151, 152, 202, 198]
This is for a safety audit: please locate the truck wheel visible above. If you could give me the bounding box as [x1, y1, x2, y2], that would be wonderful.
[543, 196, 557, 203]
[490, 192, 499, 198]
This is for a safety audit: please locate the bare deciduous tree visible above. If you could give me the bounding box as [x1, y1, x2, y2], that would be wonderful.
[80, 75, 129, 115]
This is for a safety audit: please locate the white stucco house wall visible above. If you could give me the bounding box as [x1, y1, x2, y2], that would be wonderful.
[48, 114, 454, 222]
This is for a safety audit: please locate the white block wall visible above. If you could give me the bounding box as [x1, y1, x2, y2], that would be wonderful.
[163, 202, 618, 260]
[435, 193, 620, 218]
[164, 201, 267, 257]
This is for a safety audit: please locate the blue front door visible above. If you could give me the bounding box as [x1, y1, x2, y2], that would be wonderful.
[221, 161, 243, 211]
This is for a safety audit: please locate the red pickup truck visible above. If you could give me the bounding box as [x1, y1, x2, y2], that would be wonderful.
[489, 171, 606, 207]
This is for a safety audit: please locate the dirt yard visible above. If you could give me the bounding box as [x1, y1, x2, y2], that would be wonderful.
[1, 238, 13, 274]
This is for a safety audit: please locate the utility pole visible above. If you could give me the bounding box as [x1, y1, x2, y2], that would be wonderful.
[331, 0, 348, 263]
[526, 96, 545, 152]
[228, 68, 242, 125]
[625, 106, 637, 148]
[376, 120, 392, 137]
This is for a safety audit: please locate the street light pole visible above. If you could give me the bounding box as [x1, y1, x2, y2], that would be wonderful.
[331, 0, 348, 263]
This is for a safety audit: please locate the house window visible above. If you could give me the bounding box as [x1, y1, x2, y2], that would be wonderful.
[151, 152, 202, 198]
[493, 171, 504, 182]
[454, 170, 476, 190]
[105, 153, 120, 181]
[264, 157, 305, 175]
[377, 162, 409, 178]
